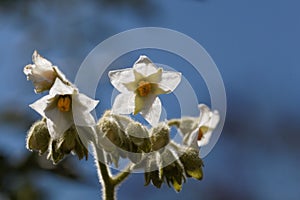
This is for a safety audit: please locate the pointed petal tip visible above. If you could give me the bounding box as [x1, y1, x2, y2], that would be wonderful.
[136, 55, 153, 64]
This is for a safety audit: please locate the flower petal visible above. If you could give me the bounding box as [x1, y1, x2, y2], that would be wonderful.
[147, 68, 162, 83]
[141, 97, 162, 126]
[123, 81, 137, 92]
[133, 55, 158, 76]
[112, 93, 135, 114]
[32, 50, 52, 68]
[159, 71, 182, 91]
[197, 104, 220, 147]
[73, 93, 99, 113]
[198, 104, 220, 128]
[45, 108, 73, 139]
[72, 93, 98, 127]
[108, 68, 135, 92]
[134, 95, 145, 114]
[152, 83, 170, 95]
[197, 130, 212, 147]
[29, 95, 51, 117]
[73, 110, 97, 127]
[49, 78, 74, 96]
[75, 126, 98, 146]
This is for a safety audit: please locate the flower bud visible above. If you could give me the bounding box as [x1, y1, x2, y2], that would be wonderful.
[26, 119, 50, 155]
[46, 126, 88, 164]
[126, 122, 151, 153]
[144, 158, 163, 188]
[56, 126, 88, 160]
[48, 140, 64, 164]
[179, 148, 203, 180]
[159, 149, 185, 192]
[57, 126, 77, 154]
[144, 170, 163, 188]
[150, 123, 170, 151]
[97, 114, 122, 147]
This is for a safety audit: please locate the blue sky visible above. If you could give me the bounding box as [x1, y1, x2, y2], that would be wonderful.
[0, 0, 299, 199]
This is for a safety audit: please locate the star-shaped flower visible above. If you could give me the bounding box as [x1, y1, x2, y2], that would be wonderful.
[179, 104, 220, 148]
[29, 78, 99, 141]
[24, 50, 69, 93]
[109, 55, 181, 126]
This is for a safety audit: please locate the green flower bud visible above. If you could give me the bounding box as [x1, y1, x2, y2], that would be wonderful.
[144, 158, 163, 188]
[48, 140, 64, 164]
[47, 126, 88, 164]
[57, 126, 88, 161]
[126, 122, 151, 153]
[162, 162, 185, 192]
[97, 114, 122, 147]
[57, 126, 77, 154]
[73, 133, 88, 161]
[150, 123, 170, 151]
[179, 147, 203, 180]
[26, 119, 50, 155]
[144, 170, 163, 188]
[159, 149, 185, 192]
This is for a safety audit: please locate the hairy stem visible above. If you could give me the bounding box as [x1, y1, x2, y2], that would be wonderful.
[167, 119, 180, 127]
[93, 145, 132, 200]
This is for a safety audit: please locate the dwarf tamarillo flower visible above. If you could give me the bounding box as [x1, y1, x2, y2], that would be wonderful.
[23, 50, 69, 93]
[29, 78, 99, 142]
[109, 55, 181, 126]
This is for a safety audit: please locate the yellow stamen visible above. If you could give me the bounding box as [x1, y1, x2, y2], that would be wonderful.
[57, 95, 71, 112]
[137, 81, 152, 97]
[198, 126, 209, 141]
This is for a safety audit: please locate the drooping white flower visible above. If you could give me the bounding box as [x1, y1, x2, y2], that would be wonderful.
[180, 104, 220, 147]
[29, 78, 99, 141]
[24, 50, 69, 93]
[109, 55, 181, 126]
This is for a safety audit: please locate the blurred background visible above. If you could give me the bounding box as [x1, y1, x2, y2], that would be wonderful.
[0, 0, 299, 199]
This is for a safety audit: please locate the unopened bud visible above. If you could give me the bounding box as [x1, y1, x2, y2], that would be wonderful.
[48, 140, 64, 164]
[57, 126, 88, 160]
[159, 149, 185, 192]
[97, 114, 122, 147]
[26, 119, 50, 155]
[57, 126, 76, 154]
[179, 148, 203, 180]
[126, 122, 151, 153]
[150, 123, 170, 151]
[144, 158, 163, 188]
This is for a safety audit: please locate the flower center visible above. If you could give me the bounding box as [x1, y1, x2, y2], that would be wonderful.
[137, 81, 152, 97]
[198, 126, 209, 141]
[57, 95, 71, 112]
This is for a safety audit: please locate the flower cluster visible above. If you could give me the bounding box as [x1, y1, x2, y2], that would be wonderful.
[24, 51, 99, 164]
[96, 107, 218, 192]
[24, 52, 220, 194]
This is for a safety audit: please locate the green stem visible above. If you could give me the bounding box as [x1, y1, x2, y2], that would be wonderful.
[167, 119, 180, 127]
[96, 160, 115, 200]
[93, 146, 132, 200]
[112, 165, 131, 186]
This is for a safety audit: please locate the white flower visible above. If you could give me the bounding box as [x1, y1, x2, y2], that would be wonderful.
[181, 104, 220, 147]
[24, 50, 69, 93]
[109, 55, 181, 126]
[29, 78, 99, 141]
